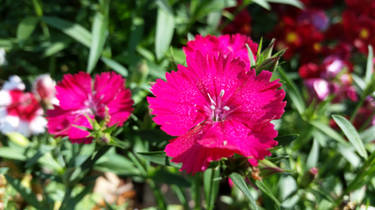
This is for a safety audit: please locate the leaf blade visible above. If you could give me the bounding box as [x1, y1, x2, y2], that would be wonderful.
[155, 7, 175, 60]
[87, 0, 109, 73]
[229, 172, 258, 210]
[332, 114, 368, 159]
[42, 16, 92, 47]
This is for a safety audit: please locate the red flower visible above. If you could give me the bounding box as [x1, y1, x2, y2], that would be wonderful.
[47, 72, 133, 144]
[148, 52, 286, 173]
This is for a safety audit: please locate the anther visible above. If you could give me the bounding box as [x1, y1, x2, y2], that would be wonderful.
[223, 140, 228, 146]
[220, 89, 225, 97]
[210, 105, 216, 110]
[223, 106, 230, 111]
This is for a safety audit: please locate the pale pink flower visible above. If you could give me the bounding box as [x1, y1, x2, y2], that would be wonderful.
[47, 72, 133, 144]
[148, 53, 286, 173]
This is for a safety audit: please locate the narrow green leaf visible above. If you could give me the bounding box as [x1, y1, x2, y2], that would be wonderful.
[229, 172, 258, 210]
[32, 0, 43, 16]
[310, 121, 348, 145]
[5, 175, 42, 209]
[87, 0, 109, 73]
[42, 41, 69, 57]
[155, 7, 175, 60]
[365, 45, 374, 85]
[338, 145, 360, 167]
[246, 43, 256, 68]
[43, 16, 92, 47]
[187, 33, 195, 41]
[252, 0, 271, 10]
[204, 167, 220, 210]
[277, 67, 305, 114]
[101, 57, 128, 76]
[262, 38, 275, 59]
[17, 17, 39, 41]
[6, 132, 30, 147]
[0, 39, 14, 49]
[255, 180, 281, 207]
[306, 139, 319, 168]
[155, 0, 173, 15]
[352, 74, 366, 91]
[0, 147, 26, 161]
[332, 115, 368, 159]
[38, 152, 64, 172]
[137, 151, 180, 168]
[266, 0, 304, 9]
[95, 151, 139, 176]
[171, 185, 189, 210]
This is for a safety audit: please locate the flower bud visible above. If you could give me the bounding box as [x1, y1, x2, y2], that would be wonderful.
[33, 74, 58, 107]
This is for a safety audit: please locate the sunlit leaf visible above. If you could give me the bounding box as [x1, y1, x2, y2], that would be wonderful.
[229, 172, 258, 210]
[155, 7, 175, 60]
[332, 115, 368, 159]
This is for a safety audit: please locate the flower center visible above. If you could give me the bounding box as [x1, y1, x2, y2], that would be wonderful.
[207, 89, 232, 122]
[359, 28, 369, 39]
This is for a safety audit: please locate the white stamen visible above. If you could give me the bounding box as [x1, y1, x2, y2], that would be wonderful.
[223, 140, 228, 146]
[207, 93, 216, 105]
[220, 89, 225, 97]
[223, 106, 230, 111]
[210, 105, 216, 110]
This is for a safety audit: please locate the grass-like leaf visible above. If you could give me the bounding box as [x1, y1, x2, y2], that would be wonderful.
[365, 45, 373, 85]
[229, 172, 258, 210]
[155, 7, 175, 60]
[332, 114, 368, 159]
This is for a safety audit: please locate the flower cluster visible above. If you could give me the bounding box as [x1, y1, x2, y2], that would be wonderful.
[46, 72, 134, 144]
[299, 56, 357, 102]
[334, 0, 375, 54]
[0, 75, 55, 137]
[148, 34, 286, 173]
[228, 1, 375, 103]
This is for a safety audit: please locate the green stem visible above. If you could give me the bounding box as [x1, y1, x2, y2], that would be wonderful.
[171, 185, 189, 210]
[335, 152, 375, 207]
[192, 174, 202, 210]
[350, 96, 365, 122]
[148, 179, 167, 210]
[60, 145, 109, 210]
[81, 145, 110, 171]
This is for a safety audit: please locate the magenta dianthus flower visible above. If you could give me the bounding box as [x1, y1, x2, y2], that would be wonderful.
[47, 72, 133, 144]
[148, 53, 286, 173]
[184, 34, 258, 70]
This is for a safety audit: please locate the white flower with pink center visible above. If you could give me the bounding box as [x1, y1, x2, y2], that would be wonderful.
[0, 76, 46, 136]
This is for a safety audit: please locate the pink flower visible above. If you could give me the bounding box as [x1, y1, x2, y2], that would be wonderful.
[183, 34, 258, 70]
[304, 79, 330, 100]
[0, 76, 46, 136]
[47, 72, 133, 144]
[148, 53, 286, 173]
[33, 74, 58, 107]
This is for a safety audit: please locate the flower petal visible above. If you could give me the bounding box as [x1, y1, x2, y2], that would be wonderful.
[56, 72, 92, 110]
